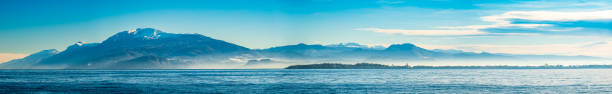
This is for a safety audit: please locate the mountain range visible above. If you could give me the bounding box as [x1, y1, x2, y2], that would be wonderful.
[1, 28, 609, 69]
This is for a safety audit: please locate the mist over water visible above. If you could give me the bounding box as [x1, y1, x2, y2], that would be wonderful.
[2, 69, 612, 93]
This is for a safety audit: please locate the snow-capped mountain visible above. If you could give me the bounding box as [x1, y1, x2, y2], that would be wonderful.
[13, 28, 250, 69]
[1, 28, 608, 69]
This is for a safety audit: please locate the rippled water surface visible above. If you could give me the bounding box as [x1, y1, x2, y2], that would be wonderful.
[1, 69, 612, 93]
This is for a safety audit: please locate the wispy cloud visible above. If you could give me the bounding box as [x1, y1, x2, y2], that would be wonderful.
[355, 28, 488, 36]
[477, 0, 611, 10]
[464, 10, 612, 35]
[356, 28, 539, 36]
[362, 10, 612, 36]
[483, 10, 612, 22]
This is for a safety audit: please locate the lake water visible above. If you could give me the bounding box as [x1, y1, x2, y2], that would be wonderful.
[1, 69, 612, 93]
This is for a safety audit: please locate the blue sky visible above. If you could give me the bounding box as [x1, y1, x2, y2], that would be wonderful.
[1, 0, 612, 62]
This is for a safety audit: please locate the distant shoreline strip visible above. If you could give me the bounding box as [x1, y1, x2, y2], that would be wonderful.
[285, 63, 612, 69]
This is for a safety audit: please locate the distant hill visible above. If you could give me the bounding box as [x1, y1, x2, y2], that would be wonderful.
[0, 49, 59, 69]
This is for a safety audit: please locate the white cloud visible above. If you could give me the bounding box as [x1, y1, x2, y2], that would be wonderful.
[478, 1, 611, 11]
[356, 28, 487, 36]
[439, 10, 612, 30]
[483, 10, 612, 22]
[356, 28, 540, 36]
[0, 53, 28, 63]
[449, 10, 612, 30]
[359, 10, 612, 36]
[437, 24, 552, 30]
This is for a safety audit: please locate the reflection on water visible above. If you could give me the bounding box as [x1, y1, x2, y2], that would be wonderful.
[1, 69, 612, 93]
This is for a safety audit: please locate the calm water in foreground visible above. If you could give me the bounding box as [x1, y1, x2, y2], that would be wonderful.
[1, 69, 612, 93]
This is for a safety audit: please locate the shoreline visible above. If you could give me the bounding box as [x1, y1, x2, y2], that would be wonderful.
[285, 63, 612, 69]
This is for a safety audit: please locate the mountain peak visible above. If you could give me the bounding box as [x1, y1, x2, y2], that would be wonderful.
[265, 43, 328, 51]
[125, 28, 167, 39]
[103, 28, 178, 43]
[66, 41, 100, 51]
[36, 49, 60, 55]
[74, 41, 88, 46]
[386, 43, 416, 49]
[327, 42, 368, 48]
[385, 43, 427, 51]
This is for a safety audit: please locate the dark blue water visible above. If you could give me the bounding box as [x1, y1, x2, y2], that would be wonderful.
[1, 69, 612, 93]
